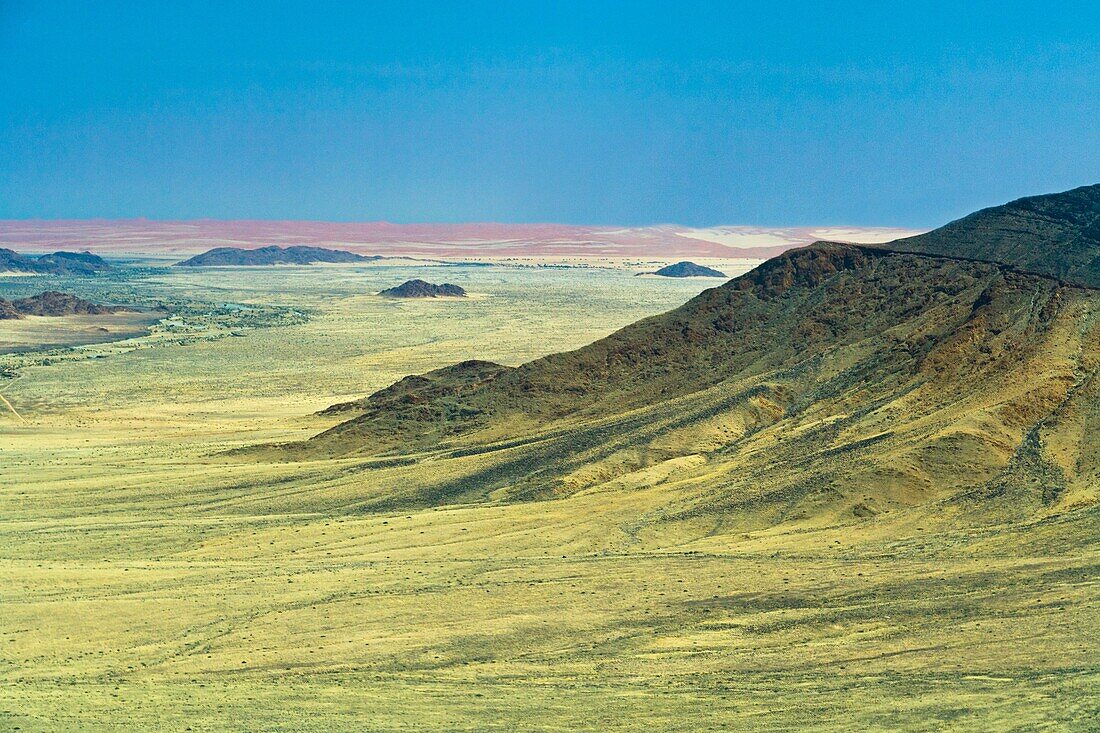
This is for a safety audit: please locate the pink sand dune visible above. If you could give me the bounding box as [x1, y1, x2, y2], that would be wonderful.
[0, 220, 922, 260]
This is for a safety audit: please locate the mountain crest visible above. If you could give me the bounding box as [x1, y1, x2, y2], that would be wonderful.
[884, 183, 1100, 287]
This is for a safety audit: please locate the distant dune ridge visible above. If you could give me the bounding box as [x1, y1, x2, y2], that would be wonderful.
[378, 279, 467, 298]
[0, 248, 112, 275]
[278, 183, 1100, 525]
[0, 221, 924, 259]
[174, 245, 381, 266]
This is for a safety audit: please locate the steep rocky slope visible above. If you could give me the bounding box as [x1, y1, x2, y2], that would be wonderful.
[269, 186, 1100, 527]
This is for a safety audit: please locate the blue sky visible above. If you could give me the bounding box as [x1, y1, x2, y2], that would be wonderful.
[1, 1, 1098, 226]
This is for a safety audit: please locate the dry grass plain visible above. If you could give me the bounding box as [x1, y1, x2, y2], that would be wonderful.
[1, 261, 1097, 731]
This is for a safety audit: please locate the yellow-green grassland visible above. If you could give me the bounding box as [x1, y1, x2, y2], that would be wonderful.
[2, 254, 1098, 732]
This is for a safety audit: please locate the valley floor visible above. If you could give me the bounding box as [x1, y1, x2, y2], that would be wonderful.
[4, 495, 1097, 731]
[1, 263, 1097, 731]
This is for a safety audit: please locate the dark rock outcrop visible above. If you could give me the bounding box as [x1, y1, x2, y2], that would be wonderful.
[649, 261, 727, 278]
[378, 279, 466, 298]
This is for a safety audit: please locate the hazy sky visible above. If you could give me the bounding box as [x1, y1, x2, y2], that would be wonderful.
[1, 1, 1098, 226]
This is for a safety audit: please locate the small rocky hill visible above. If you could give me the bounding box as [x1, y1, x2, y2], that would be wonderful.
[648, 261, 727, 277]
[379, 279, 466, 298]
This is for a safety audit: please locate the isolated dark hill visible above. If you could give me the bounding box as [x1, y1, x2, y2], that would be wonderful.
[0, 291, 121, 319]
[0, 248, 112, 274]
[175, 245, 379, 266]
[379, 279, 467, 298]
[33, 251, 113, 274]
[885, 183, 1100, 286]
[650, 261, 727, 277]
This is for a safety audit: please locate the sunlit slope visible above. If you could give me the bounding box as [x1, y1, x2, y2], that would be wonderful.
[282, 241, 1097, 525]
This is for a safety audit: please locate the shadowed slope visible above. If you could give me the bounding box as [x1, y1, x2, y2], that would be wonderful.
[886, 183, 1100, 286]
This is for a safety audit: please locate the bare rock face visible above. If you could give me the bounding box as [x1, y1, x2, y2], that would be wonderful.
[378, 279, 466, 298]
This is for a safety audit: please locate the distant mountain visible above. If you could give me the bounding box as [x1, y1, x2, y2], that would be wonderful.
[648, 261, 727, 277]
[885, 183, 1100, 286]
[268, 184, 1100, 527]
[174, 245, 380, 267]
[33, 251, 113, 275]
[0, 248, 112, 275]
[378, 279, 466, 298]
[0, 291, 121, 319]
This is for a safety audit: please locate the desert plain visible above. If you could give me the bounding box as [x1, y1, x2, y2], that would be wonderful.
[0, 256, 1096, 732]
